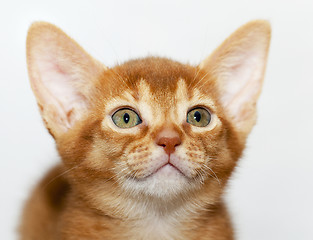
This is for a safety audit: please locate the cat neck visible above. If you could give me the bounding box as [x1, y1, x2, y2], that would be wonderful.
[66, 190, 228, 240]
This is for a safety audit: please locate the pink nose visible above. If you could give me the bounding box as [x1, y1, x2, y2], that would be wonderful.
[156, 128, 181, 154]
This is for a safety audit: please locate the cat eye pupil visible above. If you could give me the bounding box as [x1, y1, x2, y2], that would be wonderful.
[186, 107, 211, 127]
[123, 113, 130, 123]
[112, 108, 141, 128]
[194, 111, 201, 122]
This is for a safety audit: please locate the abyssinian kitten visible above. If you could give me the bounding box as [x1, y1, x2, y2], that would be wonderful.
[20, 20, 271, 240]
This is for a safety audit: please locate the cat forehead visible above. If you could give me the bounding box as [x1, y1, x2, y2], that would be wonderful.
[104, 78, 216, 112]
[107, 57, 216, 102]
[99, 57, 219, 119]
[112, 57, 199, 90]
[136, 79, 206, 102]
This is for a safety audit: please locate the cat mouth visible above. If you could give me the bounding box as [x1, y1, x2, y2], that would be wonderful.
[146, 161, 187, 179]
[155, 163, 184, 175]
[131, 155, 190, 180]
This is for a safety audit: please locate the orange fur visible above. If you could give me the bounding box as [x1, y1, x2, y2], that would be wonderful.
[20, 20, 271, 240]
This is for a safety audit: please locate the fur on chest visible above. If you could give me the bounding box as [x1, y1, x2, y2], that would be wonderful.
[126, 215, 185, 240]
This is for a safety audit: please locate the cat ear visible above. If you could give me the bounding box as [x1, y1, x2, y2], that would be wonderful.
[199, 20, 271, 136]
[27, 22, 106, 138]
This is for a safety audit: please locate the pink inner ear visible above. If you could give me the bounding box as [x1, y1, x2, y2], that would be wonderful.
[27, 22, 106, 137]
[34, 55, 88, 129]
[219, 51, 265, 117]
[199, 21, 271, 133]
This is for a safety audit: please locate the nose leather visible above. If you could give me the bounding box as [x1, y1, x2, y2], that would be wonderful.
[156, 128, 181, 154]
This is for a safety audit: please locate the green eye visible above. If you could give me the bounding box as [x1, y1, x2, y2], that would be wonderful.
[112, 108, 142, 128]
[187, 108, 211, 127]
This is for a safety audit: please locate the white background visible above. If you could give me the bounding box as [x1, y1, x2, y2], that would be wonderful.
[1, 0, 313, 239]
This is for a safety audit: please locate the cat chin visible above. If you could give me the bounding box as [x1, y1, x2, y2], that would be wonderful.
[120, 164, 199, 199]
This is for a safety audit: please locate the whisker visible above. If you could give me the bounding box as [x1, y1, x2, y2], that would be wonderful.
[202, 164, 221, 186]
[188, 67, 201, 89]
[42, 163, 83, 190]
[102, 174, 118, 185]
[192, 70, 211, 90]
[194, 168, 205, 185]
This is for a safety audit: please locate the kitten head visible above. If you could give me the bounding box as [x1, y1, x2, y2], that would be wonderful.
[26, 21, 270, 208]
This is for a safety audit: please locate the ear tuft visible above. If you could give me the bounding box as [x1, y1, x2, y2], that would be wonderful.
[27, 22, 106, 138]
[200, 20, 271, 137]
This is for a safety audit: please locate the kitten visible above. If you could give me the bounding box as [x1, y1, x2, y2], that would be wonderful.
[20, 20, 271, 240]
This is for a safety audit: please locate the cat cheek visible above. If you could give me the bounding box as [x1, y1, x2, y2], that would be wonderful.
[125, 147, 166, 178]
[175, 148, 206, 177]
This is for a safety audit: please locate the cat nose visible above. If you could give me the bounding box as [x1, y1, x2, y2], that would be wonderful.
[156, 129, 181, 155]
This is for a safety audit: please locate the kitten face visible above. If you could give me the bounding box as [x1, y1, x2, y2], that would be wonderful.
[26, 21, 270, 211]
[59, 58, 239, 203]
[102, 79, 221, 197]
